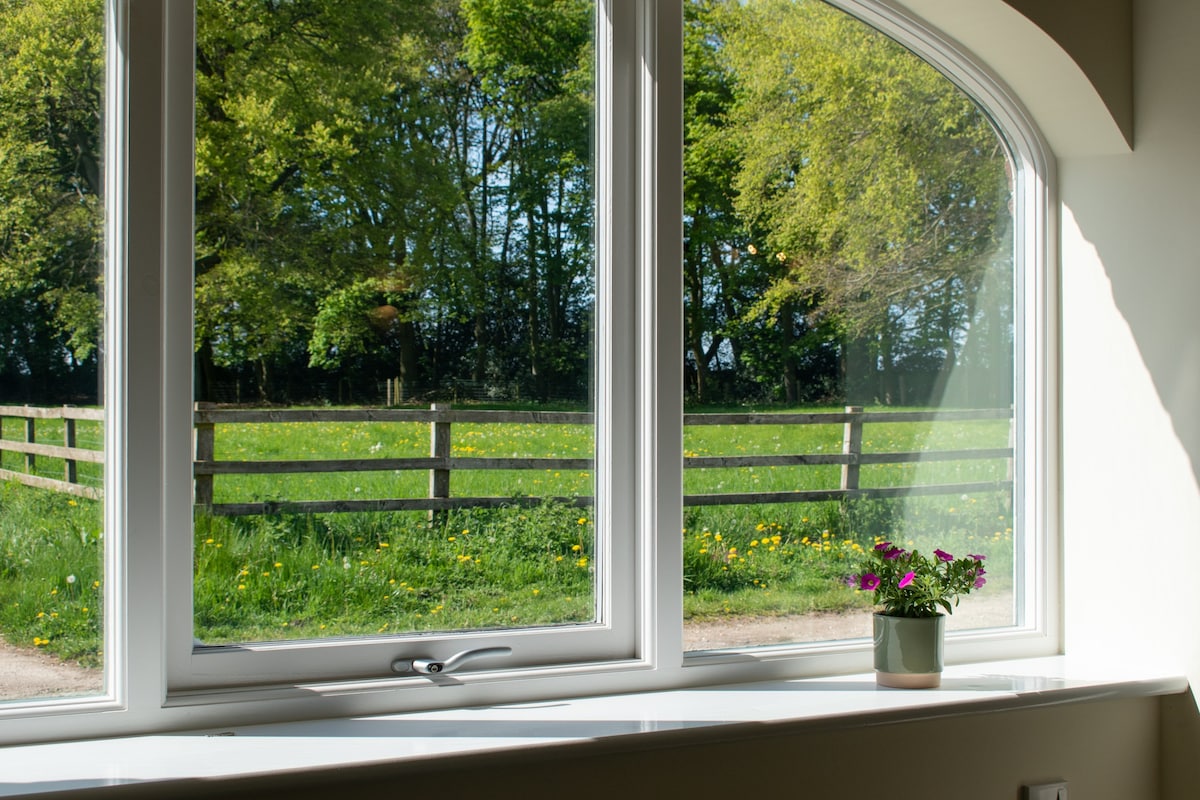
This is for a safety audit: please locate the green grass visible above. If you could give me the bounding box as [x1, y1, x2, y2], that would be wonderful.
[0, 405, 1015, 662]
[0, 482, 103, 666]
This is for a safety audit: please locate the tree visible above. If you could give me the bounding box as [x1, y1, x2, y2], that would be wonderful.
[0, 0, 104, 402]
[194, 0, 449, 401]
[718, 0, 1012, 405]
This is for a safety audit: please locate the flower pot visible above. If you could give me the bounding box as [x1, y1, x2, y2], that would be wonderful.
[872, 613, 945, 689]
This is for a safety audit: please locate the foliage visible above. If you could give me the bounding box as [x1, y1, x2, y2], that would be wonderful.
[192, 501, 595, 642]
[3, 0, 1013, 411]
[847, 540, 987, 618]
[0, 482, 102, 666]
[0, 0, 104, 402]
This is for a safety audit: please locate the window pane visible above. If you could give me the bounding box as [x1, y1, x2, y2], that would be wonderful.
[0, 0, 106, 699]
[682, 0, 1016, 650]
[192, 0, 597, 646]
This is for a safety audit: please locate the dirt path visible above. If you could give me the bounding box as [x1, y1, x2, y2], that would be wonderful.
[0, 639, 102, 701]
[684, 590, 1014, 650]
[0, 591, 1014, 700]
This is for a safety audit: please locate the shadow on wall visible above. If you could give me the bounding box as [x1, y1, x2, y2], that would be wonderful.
[1073, 4, 1199, 492]
[1058, 0, 1200, 491]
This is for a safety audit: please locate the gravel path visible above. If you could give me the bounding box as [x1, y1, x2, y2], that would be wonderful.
[0, 639, 101, 701]
[0, 591, 1014, 700]
[684, 590, 1014, 650]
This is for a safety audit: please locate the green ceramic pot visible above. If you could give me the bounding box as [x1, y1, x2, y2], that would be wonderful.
[872, 613, 945, 688]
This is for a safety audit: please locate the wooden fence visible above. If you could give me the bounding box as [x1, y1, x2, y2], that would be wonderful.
[1, 404, 1013, 514]
[0, 405, 104, 500]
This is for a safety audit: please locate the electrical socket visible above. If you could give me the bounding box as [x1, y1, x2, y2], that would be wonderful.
[1022, 781, 1068, 800]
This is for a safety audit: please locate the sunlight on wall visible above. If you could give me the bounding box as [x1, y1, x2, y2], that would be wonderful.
[1060, 204, 1200, 687]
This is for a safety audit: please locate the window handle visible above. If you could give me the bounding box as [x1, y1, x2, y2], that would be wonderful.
[391, 646, 513, 675]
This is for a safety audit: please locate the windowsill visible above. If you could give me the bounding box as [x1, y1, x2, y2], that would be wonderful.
[0, 654, 1186, 798]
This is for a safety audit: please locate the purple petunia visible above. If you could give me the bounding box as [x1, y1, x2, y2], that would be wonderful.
[883, 546, 904, 560]
[898, 571, 915, 589]
[859, 573, 881, 591]
[874, 542, 892, 551]
[967, 554, 987, 562]
[934, 548, 953, 562]
[974, 575, 988, 589]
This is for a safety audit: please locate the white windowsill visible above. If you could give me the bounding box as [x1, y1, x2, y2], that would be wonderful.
[0, 654, 1186, 798]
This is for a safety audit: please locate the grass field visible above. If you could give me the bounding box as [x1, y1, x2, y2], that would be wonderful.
[0, 406, 1014, 663]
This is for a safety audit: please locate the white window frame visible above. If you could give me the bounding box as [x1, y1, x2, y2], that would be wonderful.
[163, 0, 643, 695]
[0, 0, 1056, 745]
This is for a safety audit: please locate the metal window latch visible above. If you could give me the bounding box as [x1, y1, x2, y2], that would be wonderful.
[391, 646, 513, 676]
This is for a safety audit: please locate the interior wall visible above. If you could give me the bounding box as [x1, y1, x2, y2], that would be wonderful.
[1001, 0, 1133, 144]
[1053, 0, 1200, 688]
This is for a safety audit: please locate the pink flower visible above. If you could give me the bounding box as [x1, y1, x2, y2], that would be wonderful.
[974, 575, 988, 589]
[967, 554, 987, 561]
[874, 542, 892, 551]
[859, 573, 881, 591]
[884, 547, 904, 560]
[898, 571, 915, 589]
[934, 548, 953, 562]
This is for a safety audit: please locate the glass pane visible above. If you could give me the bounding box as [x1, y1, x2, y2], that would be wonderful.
[682, 0, 1015, 650]
[0, 0, 106, 698]
[193, 0, 597, 646]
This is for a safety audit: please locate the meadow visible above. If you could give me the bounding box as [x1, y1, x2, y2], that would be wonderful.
[0, 407, 1014, 663]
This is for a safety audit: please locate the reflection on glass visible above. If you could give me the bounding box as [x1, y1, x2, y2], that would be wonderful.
[192, 0, 597, 645]
[0, 0, 106, 699]
[681, 0, 1015, 650]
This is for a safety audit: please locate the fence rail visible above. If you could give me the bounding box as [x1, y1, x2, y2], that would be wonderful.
[1, 403, 1013, 514]
[0, 405, 104, 500]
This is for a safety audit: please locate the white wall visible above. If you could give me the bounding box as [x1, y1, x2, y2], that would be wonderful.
[1055, 0, 1200, 687]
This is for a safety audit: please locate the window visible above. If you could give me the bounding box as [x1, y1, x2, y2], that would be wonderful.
[0, 0, 1053, 742]
[679, 0, 1028, 652]
[0, 0, 108, 705]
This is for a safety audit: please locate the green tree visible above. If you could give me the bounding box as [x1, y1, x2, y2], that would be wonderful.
[463, 0, 594, 401]
[719, 0, 1012, 405]
[0, 0, 104, 401]
[194, 0, 449, 401]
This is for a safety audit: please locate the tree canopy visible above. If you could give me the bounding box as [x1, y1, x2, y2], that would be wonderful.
[1, 0, 1013, 409]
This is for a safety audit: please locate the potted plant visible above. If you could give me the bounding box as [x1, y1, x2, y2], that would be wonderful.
[847, 541, 987, 688]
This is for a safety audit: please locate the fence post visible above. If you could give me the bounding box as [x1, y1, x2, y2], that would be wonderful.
[63, 406, 77, 484]
[840, 405, 863, 495]
[194, 402, 215, 508]
[429, 402, 451, 522]
[24, 407, 35, 474]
